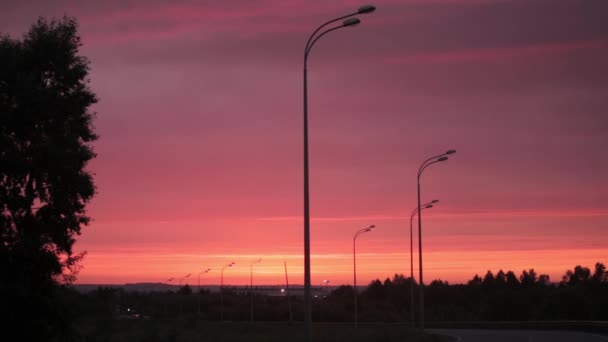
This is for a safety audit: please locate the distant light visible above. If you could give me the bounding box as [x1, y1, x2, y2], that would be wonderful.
[281, 288, 285, 293]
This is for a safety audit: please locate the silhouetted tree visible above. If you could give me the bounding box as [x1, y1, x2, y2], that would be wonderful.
[482, 270, 495, 289]
[505, 271, 520, 288]
[537, 274, 551, 287]
[429, 279, 449, 287]
[562, 265, 591, 286]
[0, 16, 97, 341]
[591, 262, 607, 283]
[468, 274, 482, 287]
[520, 269, 538, 288]
[365, 279, 385, 300]
[495, 270, 506, 287]
[177, 285, 193, 295]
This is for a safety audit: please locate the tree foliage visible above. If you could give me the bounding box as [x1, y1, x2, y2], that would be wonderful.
[66, 262, 608, 333]
[1, 16, 97, 340]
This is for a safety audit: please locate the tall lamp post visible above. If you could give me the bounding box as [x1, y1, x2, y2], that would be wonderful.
[409, 200, 437, 328]
[178, 274, 191, 287]
[284, 261, 293, 323]
[220, 262, 235, 322]
[417, 150, 455, 330]
[303, 5, 376, 341]
[250, 258, 262, 323]
[197, 268, 211, 315]
[164, 278, 174, 315]
[353, 224, 375, 328]
[178, 273, 191, 316]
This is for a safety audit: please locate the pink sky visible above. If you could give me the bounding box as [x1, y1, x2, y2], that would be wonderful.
[2, 0, 607, 285]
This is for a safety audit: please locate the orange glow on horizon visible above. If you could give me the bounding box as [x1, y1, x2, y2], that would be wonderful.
[76, 247, 608, 286]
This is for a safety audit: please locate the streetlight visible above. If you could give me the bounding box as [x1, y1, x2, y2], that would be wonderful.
[163, 278, 175, 315]
[284, 261, 293, 323]
[417, 150, 455, 330]
[220, 262, 235, 321]
[323, 279, 330, 291]
[178, 274, 191, 287]
[250, 258, 262, 323]
[303, 5, 376, 341]
[409, 200, 437, 328]
[197, 268, 211, 315]
[353, 224, 375, 328]
[177, 273, 191, 316]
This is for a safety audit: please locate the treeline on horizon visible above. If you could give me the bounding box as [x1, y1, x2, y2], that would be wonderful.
[67, 262, 608, 328]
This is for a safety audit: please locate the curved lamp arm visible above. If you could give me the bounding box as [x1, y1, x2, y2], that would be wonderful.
[306, 25, 348, 59]
[354, 225, 374, 240]
[418, 154, 446, 175]
[417, 150, 456, 176]
[305, 12, 359, 56]
[419, 158, 447, 178]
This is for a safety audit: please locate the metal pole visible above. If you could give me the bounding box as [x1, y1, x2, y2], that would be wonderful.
[415, 150, 454, 331]
[221, 267, 224, 322]
[302, 9, 376, 339]
[303, 61, 312, 342]
[198, 269, 210, 316]
[250, 263, 254, 323]
[417, 179, 424, 330]
[410, 209, 416, 328]
[353, 233, 358, 328]
[284, 261, 293, 323]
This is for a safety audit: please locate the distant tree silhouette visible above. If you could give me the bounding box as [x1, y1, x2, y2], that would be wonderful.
[592, 262, 607, 283]
[495, 270, 507, 287]
[562, 265, 591, 286]
[365, 279, 385, 300]
[537, 274, 551, 287]
[468, 274, 482, 287]
[0, 16, 97, 341]
[505, 271, 520, 288]
[429, 279, 449, 287]
[482, 270, 495, 289]
[178, 284, 193, 295]
[520, 269, 538, 288]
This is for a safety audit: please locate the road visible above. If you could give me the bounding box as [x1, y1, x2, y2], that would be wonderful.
[431, 329, 608, 342]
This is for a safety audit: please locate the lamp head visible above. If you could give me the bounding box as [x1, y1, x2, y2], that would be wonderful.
[343, 18, 361, 27]
[431, 199, 439, 204]
[437, 156, 448, 162]
[368, 224, 375, 229]
[445, 149, 456, 155]
[425, 204, 433, 209]
[357, 5, 376, 14]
